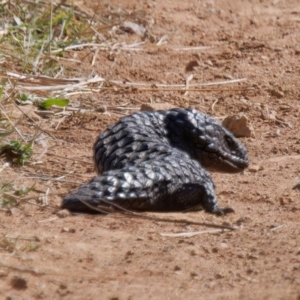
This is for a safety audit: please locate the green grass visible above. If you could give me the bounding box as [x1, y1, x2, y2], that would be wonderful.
[27, 242, 39, 252]
[37, 97, 69, 109]
[0, 182, 35, 208]
[0, 235, 17, 253]
[0, 140, 33, 165]
[0, 1, 94, 76]
[15, 184, 35, 196]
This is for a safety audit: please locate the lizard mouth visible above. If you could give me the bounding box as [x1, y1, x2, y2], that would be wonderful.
[200, 152, 249, 173]
[221, 157, 249, 173]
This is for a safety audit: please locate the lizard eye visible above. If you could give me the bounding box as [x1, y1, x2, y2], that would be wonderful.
[225, 135, 234, 149]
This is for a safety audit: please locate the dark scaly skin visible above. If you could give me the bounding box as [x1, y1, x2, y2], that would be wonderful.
[62, 108, 249, 215]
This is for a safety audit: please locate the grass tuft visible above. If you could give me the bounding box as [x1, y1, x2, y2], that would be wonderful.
[15, 184, 35, 196]
[0, 140, 33, 165]
[0, 1, 94, 75]
[27, 242, 39, 252]
[0, 235, 17, 253]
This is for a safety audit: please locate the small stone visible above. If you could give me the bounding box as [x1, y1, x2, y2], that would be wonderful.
[61, 227, 75, 233]
[269, 89, 284, 98]
[250, 18, 259, 25]
[185, 60, 200, 72]
[56, 209, 70, 218]
[260, 104, 277, 120]
[125, 251, 134, 257]
[174, 265, 181, 271]
[222, 114, 253, 137]
[293, 264, 300, 270]
[248, 165, 261, 173]
[190, 249, 197, 256]
[190, 271, 200, 278]
[295, 49, 300, 55]
[212, 247, 218, 253]
[223, 74, 234, 80]
[215, 272, 225, 279]
[205, 59, 213, 66]
[247, 253, 259, 260]
[140, 103, 175, 111]
[59, 284, 67, 290]
[120, 21, 146, 36]
[279, 197, 293, 206]
[10, 276, 27, 290]
[163, 244, 174, 252]
[0, 270, 8, 277]
[236, 217, 252, 226]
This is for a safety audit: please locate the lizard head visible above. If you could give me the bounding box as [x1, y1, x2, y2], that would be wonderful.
[166, 108, 249, 173]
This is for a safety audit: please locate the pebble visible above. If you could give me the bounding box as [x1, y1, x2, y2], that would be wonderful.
[248, 164, 261, 173]
[222, 114, 253, 137]
[140, 102, 175, 111]
[61, 227, 76, 233]
[10, 276, 27, 290]
[269, 89, 284, 98]
[56, 209, 70, 218]
[174, 265, 181, 271]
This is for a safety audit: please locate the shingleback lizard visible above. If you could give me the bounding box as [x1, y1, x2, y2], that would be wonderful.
[62, 108, 249, 215]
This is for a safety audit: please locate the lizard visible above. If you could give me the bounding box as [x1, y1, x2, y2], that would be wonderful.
[62, 108, 249, 215]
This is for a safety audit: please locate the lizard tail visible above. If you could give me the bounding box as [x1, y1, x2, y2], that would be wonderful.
[61, 167, 168, 213]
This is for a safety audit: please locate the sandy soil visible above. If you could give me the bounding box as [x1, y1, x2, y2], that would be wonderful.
[1, 0, 300, 299]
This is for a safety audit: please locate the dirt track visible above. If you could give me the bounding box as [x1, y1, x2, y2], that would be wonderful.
[1, 0, 300, 299]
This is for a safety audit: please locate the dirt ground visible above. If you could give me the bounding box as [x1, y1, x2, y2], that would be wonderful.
[1, 0, 300, 299]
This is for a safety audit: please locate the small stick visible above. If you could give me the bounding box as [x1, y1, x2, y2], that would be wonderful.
[160, 228, 229, 237]
[174, 46, 213, 51]
[211, 98, 219, 112]
[95, 87, 253, 93]
[184, 74, 193, 96]
[270, 224, 285, 231]
[91, 48, 100, 66]
[0, 103, 26, 142]
[55, 115, 66, 130]
[0, 262, 45, 275]
[110, 78, 248, 87]
[26, 200, 55, 210]
[10, 100, 56, 140]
